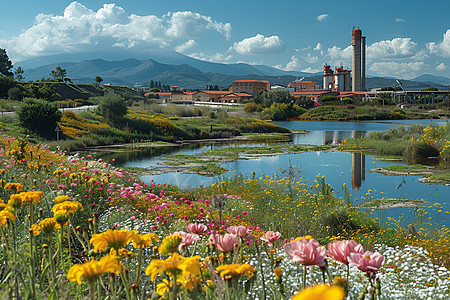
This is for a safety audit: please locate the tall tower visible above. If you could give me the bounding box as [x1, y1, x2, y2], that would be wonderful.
[352, 27, 366, 91]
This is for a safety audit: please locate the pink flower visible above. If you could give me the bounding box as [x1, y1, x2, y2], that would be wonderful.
[178, 232, 200, 251]
[227, 226, 249, 237]
[284, 237, 327, 268]
[260, 231, 281, 245]
[327, 240, 364, 265]
[209, 233, 241, 253]
[187, 223, 208, 235]
[348, 251, 385, 273]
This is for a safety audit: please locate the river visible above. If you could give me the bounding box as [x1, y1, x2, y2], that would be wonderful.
[100, 119, 450, 227]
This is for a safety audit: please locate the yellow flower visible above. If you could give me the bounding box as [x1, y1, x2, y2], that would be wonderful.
[8, 194, 22, 209]
[34, 218, 61, 235]
[156, 279, 171, 297]
[292, 284, 345, 300]
[54, 195, 69, 204]
[0, 209, 16, 226]
[52, 201, 83, 214]
[145, 253, 201, 281]
[54, 210, 69, 225]
[273, 267, 282, 278]
[216, 264, 256, 279]
[53, 169, 64, 176]
[0, 199, 6, 208]
[110, 248, 134, 258]
[131, 232, 159, 248]
[90, 229, 137, 252]
[294, 235, 313, 242]
[68, 254, 121, 285]
[159, 233, 183, 256]
[4, 183, 24, 192]
[18, 191, 44, 203]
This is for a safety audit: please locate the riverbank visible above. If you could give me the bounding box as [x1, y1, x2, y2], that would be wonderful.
[296, 105, 448, 121]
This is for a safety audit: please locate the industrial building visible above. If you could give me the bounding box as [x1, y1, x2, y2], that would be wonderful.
[323, 65, 351, 92]
[352, 27, 366, 91]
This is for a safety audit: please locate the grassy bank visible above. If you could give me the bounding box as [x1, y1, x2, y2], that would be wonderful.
[297, 105, 446, 121]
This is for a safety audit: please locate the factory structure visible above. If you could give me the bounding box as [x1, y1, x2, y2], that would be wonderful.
[322, 27, 366, 93]
[323, 65, 351, 91]
[352, 27, 366, 92]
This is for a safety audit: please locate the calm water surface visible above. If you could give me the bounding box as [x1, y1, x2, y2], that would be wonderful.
[106, 119, 450, 227]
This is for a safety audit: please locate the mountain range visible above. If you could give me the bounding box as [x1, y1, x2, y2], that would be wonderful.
[20, 49, 449, 90]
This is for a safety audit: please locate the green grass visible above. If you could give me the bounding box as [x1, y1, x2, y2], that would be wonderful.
[424, 171, 450, 182]
[188, 164, 229, 176]
[382, 165, 429, 172]
[374, 154, 404, 160]
[360, 197, 425, 208]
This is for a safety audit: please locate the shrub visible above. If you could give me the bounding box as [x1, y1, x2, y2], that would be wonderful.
[98, 92, 128, 125]
[243, 102, 260, 112]
[16, 98, 62, 138]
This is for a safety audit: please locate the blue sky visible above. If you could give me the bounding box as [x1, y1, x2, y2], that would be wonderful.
[0, 0, 449, 79]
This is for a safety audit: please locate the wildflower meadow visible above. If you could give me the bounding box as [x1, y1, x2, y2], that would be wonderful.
[0, 131, 449, 299]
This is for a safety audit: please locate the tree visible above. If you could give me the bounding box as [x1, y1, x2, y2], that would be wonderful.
[0, 76, 15, 98]
[50, 66, 67, 80]
[213, 85, 219, 91]
[98, 92, 128, 126]
[7, 87, 23, 100]
[0, 48, 13, 77]
[94, 76, 103, 85]
[150, 80, 154, 89]
[150, 88, 160, 92]
[14, 66, 24, 81]
[17, 98, 62, 138]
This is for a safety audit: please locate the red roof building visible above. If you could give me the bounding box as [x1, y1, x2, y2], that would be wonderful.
[232, 80, 270, 95]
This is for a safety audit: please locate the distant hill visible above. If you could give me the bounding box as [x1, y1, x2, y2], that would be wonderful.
[19, 49, 304, 77]
[19, 51, 449, 90]
[412, 74, 450, 86]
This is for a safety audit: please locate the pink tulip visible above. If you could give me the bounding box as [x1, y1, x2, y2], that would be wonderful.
[187, 223, 208, 235]
[284, 237, 327, 268]
[327, 240, 364, 265]
[260, 231, 282, 245]
[209, 233, 241, 253]
[227, 226, 249, 237]
[348, 251, 385, 273]
[179, 233, 200, 251]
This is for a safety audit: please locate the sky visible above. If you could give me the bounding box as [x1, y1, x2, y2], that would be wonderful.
[0, 0, 449, 79]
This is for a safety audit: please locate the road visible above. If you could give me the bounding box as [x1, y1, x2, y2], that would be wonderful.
[1, 105, 98, 117]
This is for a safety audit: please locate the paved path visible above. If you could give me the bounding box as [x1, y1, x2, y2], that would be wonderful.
[1, 105, 98, 117]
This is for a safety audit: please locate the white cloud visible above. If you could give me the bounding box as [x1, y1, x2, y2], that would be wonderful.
[232, 34, 285, 55]
[327, 45, 352, 62]
[188, 52, 232, 63]
[274, 55, 300, 71]
[0, 2, 232, 61]
[368, 38, 417, 59]
[316, 14, 329, 22]
[427, 29, 450, 58]
[295, 46, 311, 52]
[304, 53, 319, 64]
[314, 43, 322, 51]
[301, 67, 321, 74]
[174, 40, 197, 52]
[395, 18, 406, 23]
[369, 61, 425, 79]
[436, 63, 447, 71]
